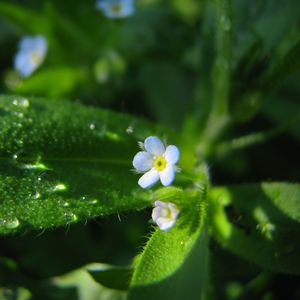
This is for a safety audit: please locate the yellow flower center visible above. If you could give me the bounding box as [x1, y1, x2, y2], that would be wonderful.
[162, 207, 172, 219]
[154, 156, 167, 171]
[30, 51, 42, 64]
[111, 4, 122, 14]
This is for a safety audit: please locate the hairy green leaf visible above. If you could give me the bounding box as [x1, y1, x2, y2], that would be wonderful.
[0, 95, 169, 235]
[128, 187, 208, 300]
[211, 182, 300, 274]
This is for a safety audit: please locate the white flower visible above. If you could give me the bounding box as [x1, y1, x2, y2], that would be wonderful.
[96, 0, 134, 19]
[152, 200, 179, 231]
[14, 35, 48, 78]
[133, 136, 180, 189]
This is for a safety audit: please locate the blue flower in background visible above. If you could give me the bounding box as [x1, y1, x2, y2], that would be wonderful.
[96, 0, 134, 19]
[14, 35, 48, 78]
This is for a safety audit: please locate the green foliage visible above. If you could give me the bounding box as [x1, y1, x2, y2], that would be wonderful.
[128, 188, 208, 300]
[87, 264, 133, 291]
[9, 67, 86, 97]
[0, 94, 168, 235]
[210, 183, 300, 274]
[0, 3, 51, 35]
[0, 0, 299, 299]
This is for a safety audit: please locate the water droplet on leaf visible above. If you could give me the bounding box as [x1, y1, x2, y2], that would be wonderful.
[34, 192, 41, 199]
[4, 217, 20, 229]
[53, 183, 67, 192]
[89, 199, 98, 205]
[64, 212, 78, 222]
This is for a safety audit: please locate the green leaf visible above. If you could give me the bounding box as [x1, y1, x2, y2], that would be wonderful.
[0, 287, 31, 300]
[9, 67, 87, 97]
[139, 62, 194, 129]
[51, 265, 126, 300]
[0, 3, 51, 35]
[0, 95, 169, 235]
[128, 187, 208, 300]
[210, 182, 300, 274]
[87, 264, 133, 291]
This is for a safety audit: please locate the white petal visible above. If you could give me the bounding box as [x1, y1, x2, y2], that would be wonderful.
[168, 203, 180, 219]
[164, 145, 180, 165]
[138, 169, 160, 189]
[152, 201, 169, 221]
[156, 217, 176, 231]
[144, 136, 165, 156]
[159, 165, 175, 186]
[154, 200, 168, 208]
[132, 151, 153, 172]
[151, 206, 161, 222]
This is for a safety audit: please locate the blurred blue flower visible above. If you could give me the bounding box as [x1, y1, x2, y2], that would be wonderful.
[14, 35, 48, 78]
[96, 0, 134, 19]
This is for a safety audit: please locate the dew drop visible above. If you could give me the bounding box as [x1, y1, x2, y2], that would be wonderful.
[89, 199, 98, 205]
[5, 217, 20, 229]
[63, 202, 70, 207]
[36, 170, 58, 184]
[220, 15, 231, 31]
[12, 97, 30, 108]
[21, 98, 30, 108]
[23, 162, 48, 171]
[53, 183, 67, 192]
[89, 123, 96, 130]
[105, 131, 121, 141]
[34, 192, 41, 199]
[64, 212, 78, 222]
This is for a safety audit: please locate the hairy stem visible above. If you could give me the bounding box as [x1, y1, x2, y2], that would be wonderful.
[200, 0, 232, 156]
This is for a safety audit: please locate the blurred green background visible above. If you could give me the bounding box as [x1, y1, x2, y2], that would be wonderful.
[0, 0, 299, 299]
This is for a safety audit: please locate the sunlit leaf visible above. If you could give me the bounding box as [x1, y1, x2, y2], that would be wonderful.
[210, 182, 300, 274]
[0, 95, 170, 235]
[128, 187, 208, 300]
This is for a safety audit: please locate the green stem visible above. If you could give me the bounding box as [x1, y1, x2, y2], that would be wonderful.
[200, 0, 232, 156]
[216, 112, 300, 155]
[212, 0, 232, 116]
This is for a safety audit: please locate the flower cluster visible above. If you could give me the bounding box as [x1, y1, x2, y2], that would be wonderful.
[13, 2, 135, 78]
[96, 0, 134, 19]
[133, 136, 180, 231]
[14, 35, 48, 78]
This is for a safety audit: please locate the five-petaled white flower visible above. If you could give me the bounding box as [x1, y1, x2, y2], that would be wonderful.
[96, 0, 134, 19]
[152, 200, 179, 231]
[133, 136, 180, 189]
[14, 35, 48, 78]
